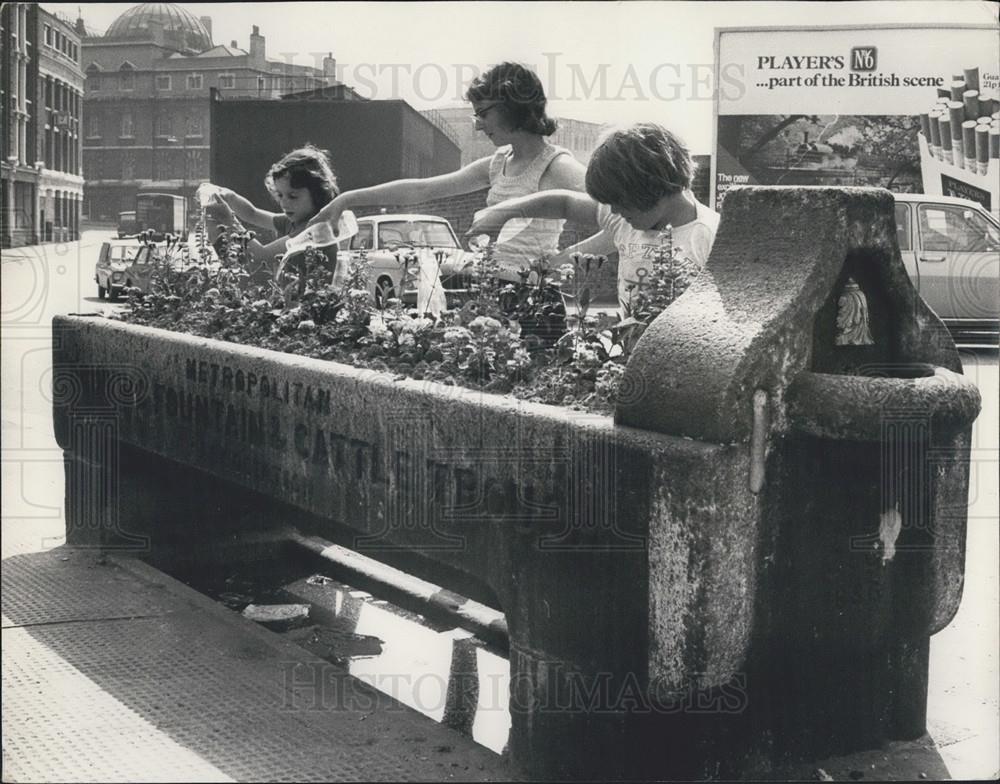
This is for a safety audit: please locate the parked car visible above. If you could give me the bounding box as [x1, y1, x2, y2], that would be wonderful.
[337, 214, 469, 305]
[95, 237, 218, 300]
[894, 193, 999, 344]
[94, 240, 148, 300]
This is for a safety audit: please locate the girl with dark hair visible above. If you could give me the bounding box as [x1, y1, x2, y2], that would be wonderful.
[208, 143, 340, 264]
[310, 62, 588, 281]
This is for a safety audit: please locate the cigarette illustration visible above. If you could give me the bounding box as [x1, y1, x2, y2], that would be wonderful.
[964, 67, 980, 93]
[948, 101, 966, 160]
[962, 119, 976, 170]
[978, 92, 993, 118]
[975, 125, 990, 174]
[940, 116, 954, 163]
[963, 90, 980, 121]
[918, 62, 998, 183]
[928, 109, 943, 158]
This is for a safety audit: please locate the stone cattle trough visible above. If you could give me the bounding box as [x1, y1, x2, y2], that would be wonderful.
[52, 188, 981, 780]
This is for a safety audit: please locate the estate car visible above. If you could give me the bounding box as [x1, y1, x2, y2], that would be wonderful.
[337, 214, 469, 305]
[893, 193, 999, 344]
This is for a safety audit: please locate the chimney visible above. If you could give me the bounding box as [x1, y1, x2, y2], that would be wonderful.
[199, 16, 213, 43]
[231, 40, 238, 49]
[249, 25, 265, 65]
[323, 52, 338, 80]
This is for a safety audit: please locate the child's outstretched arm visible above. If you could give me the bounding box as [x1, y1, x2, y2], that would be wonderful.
[309, 157, 492, 231]
[466, 190, 599, 238]
[216, 188, 280, 229]
[548, 230, 616, 267]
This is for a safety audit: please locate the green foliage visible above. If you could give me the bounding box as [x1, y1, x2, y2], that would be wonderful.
[116, 222, 697, 415]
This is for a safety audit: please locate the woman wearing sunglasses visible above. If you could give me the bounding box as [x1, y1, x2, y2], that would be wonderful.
[308, 62, 589, 282]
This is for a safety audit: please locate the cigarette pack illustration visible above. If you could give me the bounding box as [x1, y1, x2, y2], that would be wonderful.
[918, 65, 1000, 216]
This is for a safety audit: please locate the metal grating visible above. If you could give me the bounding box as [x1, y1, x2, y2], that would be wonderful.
[2, 552, 178, 627]
[2, 550, 516, 782]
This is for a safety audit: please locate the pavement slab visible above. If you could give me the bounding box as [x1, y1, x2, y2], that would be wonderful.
[1, 548, 520, 783]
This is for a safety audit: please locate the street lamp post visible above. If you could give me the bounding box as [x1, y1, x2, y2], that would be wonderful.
[166, 135, 187, 193]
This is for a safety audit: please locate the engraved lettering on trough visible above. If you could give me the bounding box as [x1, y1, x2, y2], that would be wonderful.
[100, 353, 575, 550]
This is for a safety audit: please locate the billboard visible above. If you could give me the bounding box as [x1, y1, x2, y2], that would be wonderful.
[713, 25, 1000, 215]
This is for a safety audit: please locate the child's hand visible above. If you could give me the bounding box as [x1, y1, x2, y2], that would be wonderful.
[205, 198, 236, 226]
[465, 206, 521, 239]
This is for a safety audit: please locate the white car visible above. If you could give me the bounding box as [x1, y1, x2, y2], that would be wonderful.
[95, 237, 218, 300]
[94, 240, 147, 301]
[893, 193, 999, 344]
[338, 214, 469, 305]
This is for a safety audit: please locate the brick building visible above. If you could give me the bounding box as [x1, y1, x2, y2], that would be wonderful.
[209, 95, 461, 242]
[80, 2, 342, 222]
[1, 3, 84, 247]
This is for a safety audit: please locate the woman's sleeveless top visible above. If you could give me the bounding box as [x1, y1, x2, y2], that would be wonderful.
[486, 143, 571, 279]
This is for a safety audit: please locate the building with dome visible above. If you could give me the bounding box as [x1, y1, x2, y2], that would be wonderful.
[1, 3, 84, 247]
[80, 2, 343, 222]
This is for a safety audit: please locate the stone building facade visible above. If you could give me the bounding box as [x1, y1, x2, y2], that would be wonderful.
[1, 4, 84, 247]
[81, 2, 341, 222]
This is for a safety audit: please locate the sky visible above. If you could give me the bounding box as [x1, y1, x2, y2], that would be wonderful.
[44, 1, 999, 153]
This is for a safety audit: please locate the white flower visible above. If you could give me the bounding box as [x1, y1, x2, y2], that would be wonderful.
[469, 315, 503, 333]
[443, 327, 472, 343]
[368, 319, 391, 340]
[401, 317, 433, 333]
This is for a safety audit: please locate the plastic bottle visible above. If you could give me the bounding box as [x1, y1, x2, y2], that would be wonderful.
[472, 208, 529, 245]
[284, 210, 359, 254]
[195, 182, 225, 207]
[415, 246, 447, 317]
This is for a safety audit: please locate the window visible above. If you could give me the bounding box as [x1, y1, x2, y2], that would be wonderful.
[89, 75, 101, 91]
[44, 25, 51, 46]
[919, 204, 1000, 253]
[120, 112, 134, 138]
[187, 73, 203, 89]
[378, 220, 459, 249]
[894, 203, 910, 252]
[155, 115, 171, 137]
[218, 73, 235, 89]
[350, 223, 373, 251]
[122, 155, 134, 180]
[119, 71, 134, 90]
[156, 74, 171, 90]
[86, 114, 100, 138]
[185, 117, 202, 137]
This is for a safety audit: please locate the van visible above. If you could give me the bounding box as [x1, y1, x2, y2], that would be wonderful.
[117, 211, 138, 238]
